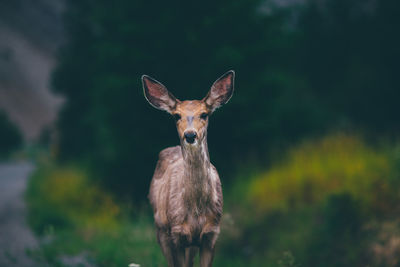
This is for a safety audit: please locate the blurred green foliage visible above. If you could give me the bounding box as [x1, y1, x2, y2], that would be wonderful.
[221, 134, 400, 266]
[53, 0, 292, 199]
[39, 0, 400, 264]
[0, 110, 22, 158]
[53, 0, 400, 201]
[26, 163, 166, 266]
[26, 164, 120, 233]
[249, 134, 397, 214]
[27, 134, 400, 266]
[26, 162, 267, 266]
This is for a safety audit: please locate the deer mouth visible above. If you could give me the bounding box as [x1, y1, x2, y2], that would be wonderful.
[184, 138, 197, 146]
[185, 136, 196, 144]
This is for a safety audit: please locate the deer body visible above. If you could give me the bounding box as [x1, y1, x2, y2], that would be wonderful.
[142, 71, 234, 267]
[150, 142, 222, 246]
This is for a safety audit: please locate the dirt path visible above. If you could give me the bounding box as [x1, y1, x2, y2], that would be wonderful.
[0, 161, 38, 266]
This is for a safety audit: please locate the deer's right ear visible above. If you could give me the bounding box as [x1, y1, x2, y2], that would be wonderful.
[142, 75, 178, 113]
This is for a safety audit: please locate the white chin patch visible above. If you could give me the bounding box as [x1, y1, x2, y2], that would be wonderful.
[184, 140, 198, 146]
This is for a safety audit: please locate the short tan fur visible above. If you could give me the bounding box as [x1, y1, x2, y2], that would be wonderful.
[142, 70, 234, 267]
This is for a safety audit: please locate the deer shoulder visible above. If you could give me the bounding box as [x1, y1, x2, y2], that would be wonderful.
[149, 146, 183, 228]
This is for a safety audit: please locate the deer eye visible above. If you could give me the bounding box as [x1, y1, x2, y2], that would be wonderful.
[200, 113, 208, 120]
[173, 113, 181, 121]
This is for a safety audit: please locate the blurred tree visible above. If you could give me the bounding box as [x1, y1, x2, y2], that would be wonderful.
[53, 0, 400, 201]
[0, 110, 22, 157]
[53, 0, 300, 200]
[296, 0, 400, 134]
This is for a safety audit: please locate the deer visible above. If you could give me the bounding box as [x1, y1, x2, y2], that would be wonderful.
[141, 70, 234, 267]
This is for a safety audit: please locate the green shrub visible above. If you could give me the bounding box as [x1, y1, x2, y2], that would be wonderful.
[26, 164, 120, 233]
[305, 193, 366, 266]
[26, 135, 400, 266]
[220, 134, 400, 266]
[248, 134, 397, 215]
[26, 164, 166, 266]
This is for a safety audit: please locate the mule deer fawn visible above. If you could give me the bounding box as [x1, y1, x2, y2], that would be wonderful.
[142, 71, 234, 267]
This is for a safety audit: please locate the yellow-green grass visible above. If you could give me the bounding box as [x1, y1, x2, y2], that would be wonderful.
[248, 134, 399, 215]
[25, 134, 400, 266]
[26, 163, 166, 266]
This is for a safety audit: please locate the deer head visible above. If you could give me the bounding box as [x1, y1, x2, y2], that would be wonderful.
[142, 71, 234, 147]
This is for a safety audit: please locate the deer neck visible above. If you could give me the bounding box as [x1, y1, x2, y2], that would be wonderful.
[181, 137, 212, 207]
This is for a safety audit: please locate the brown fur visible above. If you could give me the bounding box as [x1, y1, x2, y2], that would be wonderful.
[143, 71, 234, 267]
[149, 143, 223, 246]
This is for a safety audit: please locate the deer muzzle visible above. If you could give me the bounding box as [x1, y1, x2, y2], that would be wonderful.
[184, 130, 197, 144]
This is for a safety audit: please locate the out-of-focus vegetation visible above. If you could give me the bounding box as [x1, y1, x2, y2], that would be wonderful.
[52, 0, 400, 200]
[249, 134, 398, 214]
[27, 134, 400, 266]
[52, 0, 288, 200]
[24, 0, 400, 266]
[27, 165, 120, 233]
[0, 110, 22, 158]
[219, 134, 400, 266]
[26, 163, 166, 266]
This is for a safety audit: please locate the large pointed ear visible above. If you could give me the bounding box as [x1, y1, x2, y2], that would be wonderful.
[142, 75, 178, 113]
[203, 70, 235, 112]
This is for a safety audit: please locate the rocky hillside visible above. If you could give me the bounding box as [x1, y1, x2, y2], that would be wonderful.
[0, 0, 65, 141]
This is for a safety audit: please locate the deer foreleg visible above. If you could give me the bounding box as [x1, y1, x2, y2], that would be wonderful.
[199, 232, 218, 267]
[157, 229, 175, 267]
[185, 247, 198, 267]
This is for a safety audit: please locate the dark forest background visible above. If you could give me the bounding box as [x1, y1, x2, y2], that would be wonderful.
[53, 0, 399, 200]
[2, 0, 399, 266]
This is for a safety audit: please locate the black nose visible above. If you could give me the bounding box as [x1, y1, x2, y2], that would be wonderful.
[184, 131, 197, 144]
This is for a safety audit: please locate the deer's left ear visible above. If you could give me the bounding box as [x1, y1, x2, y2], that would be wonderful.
[203, 70, 235, 112]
